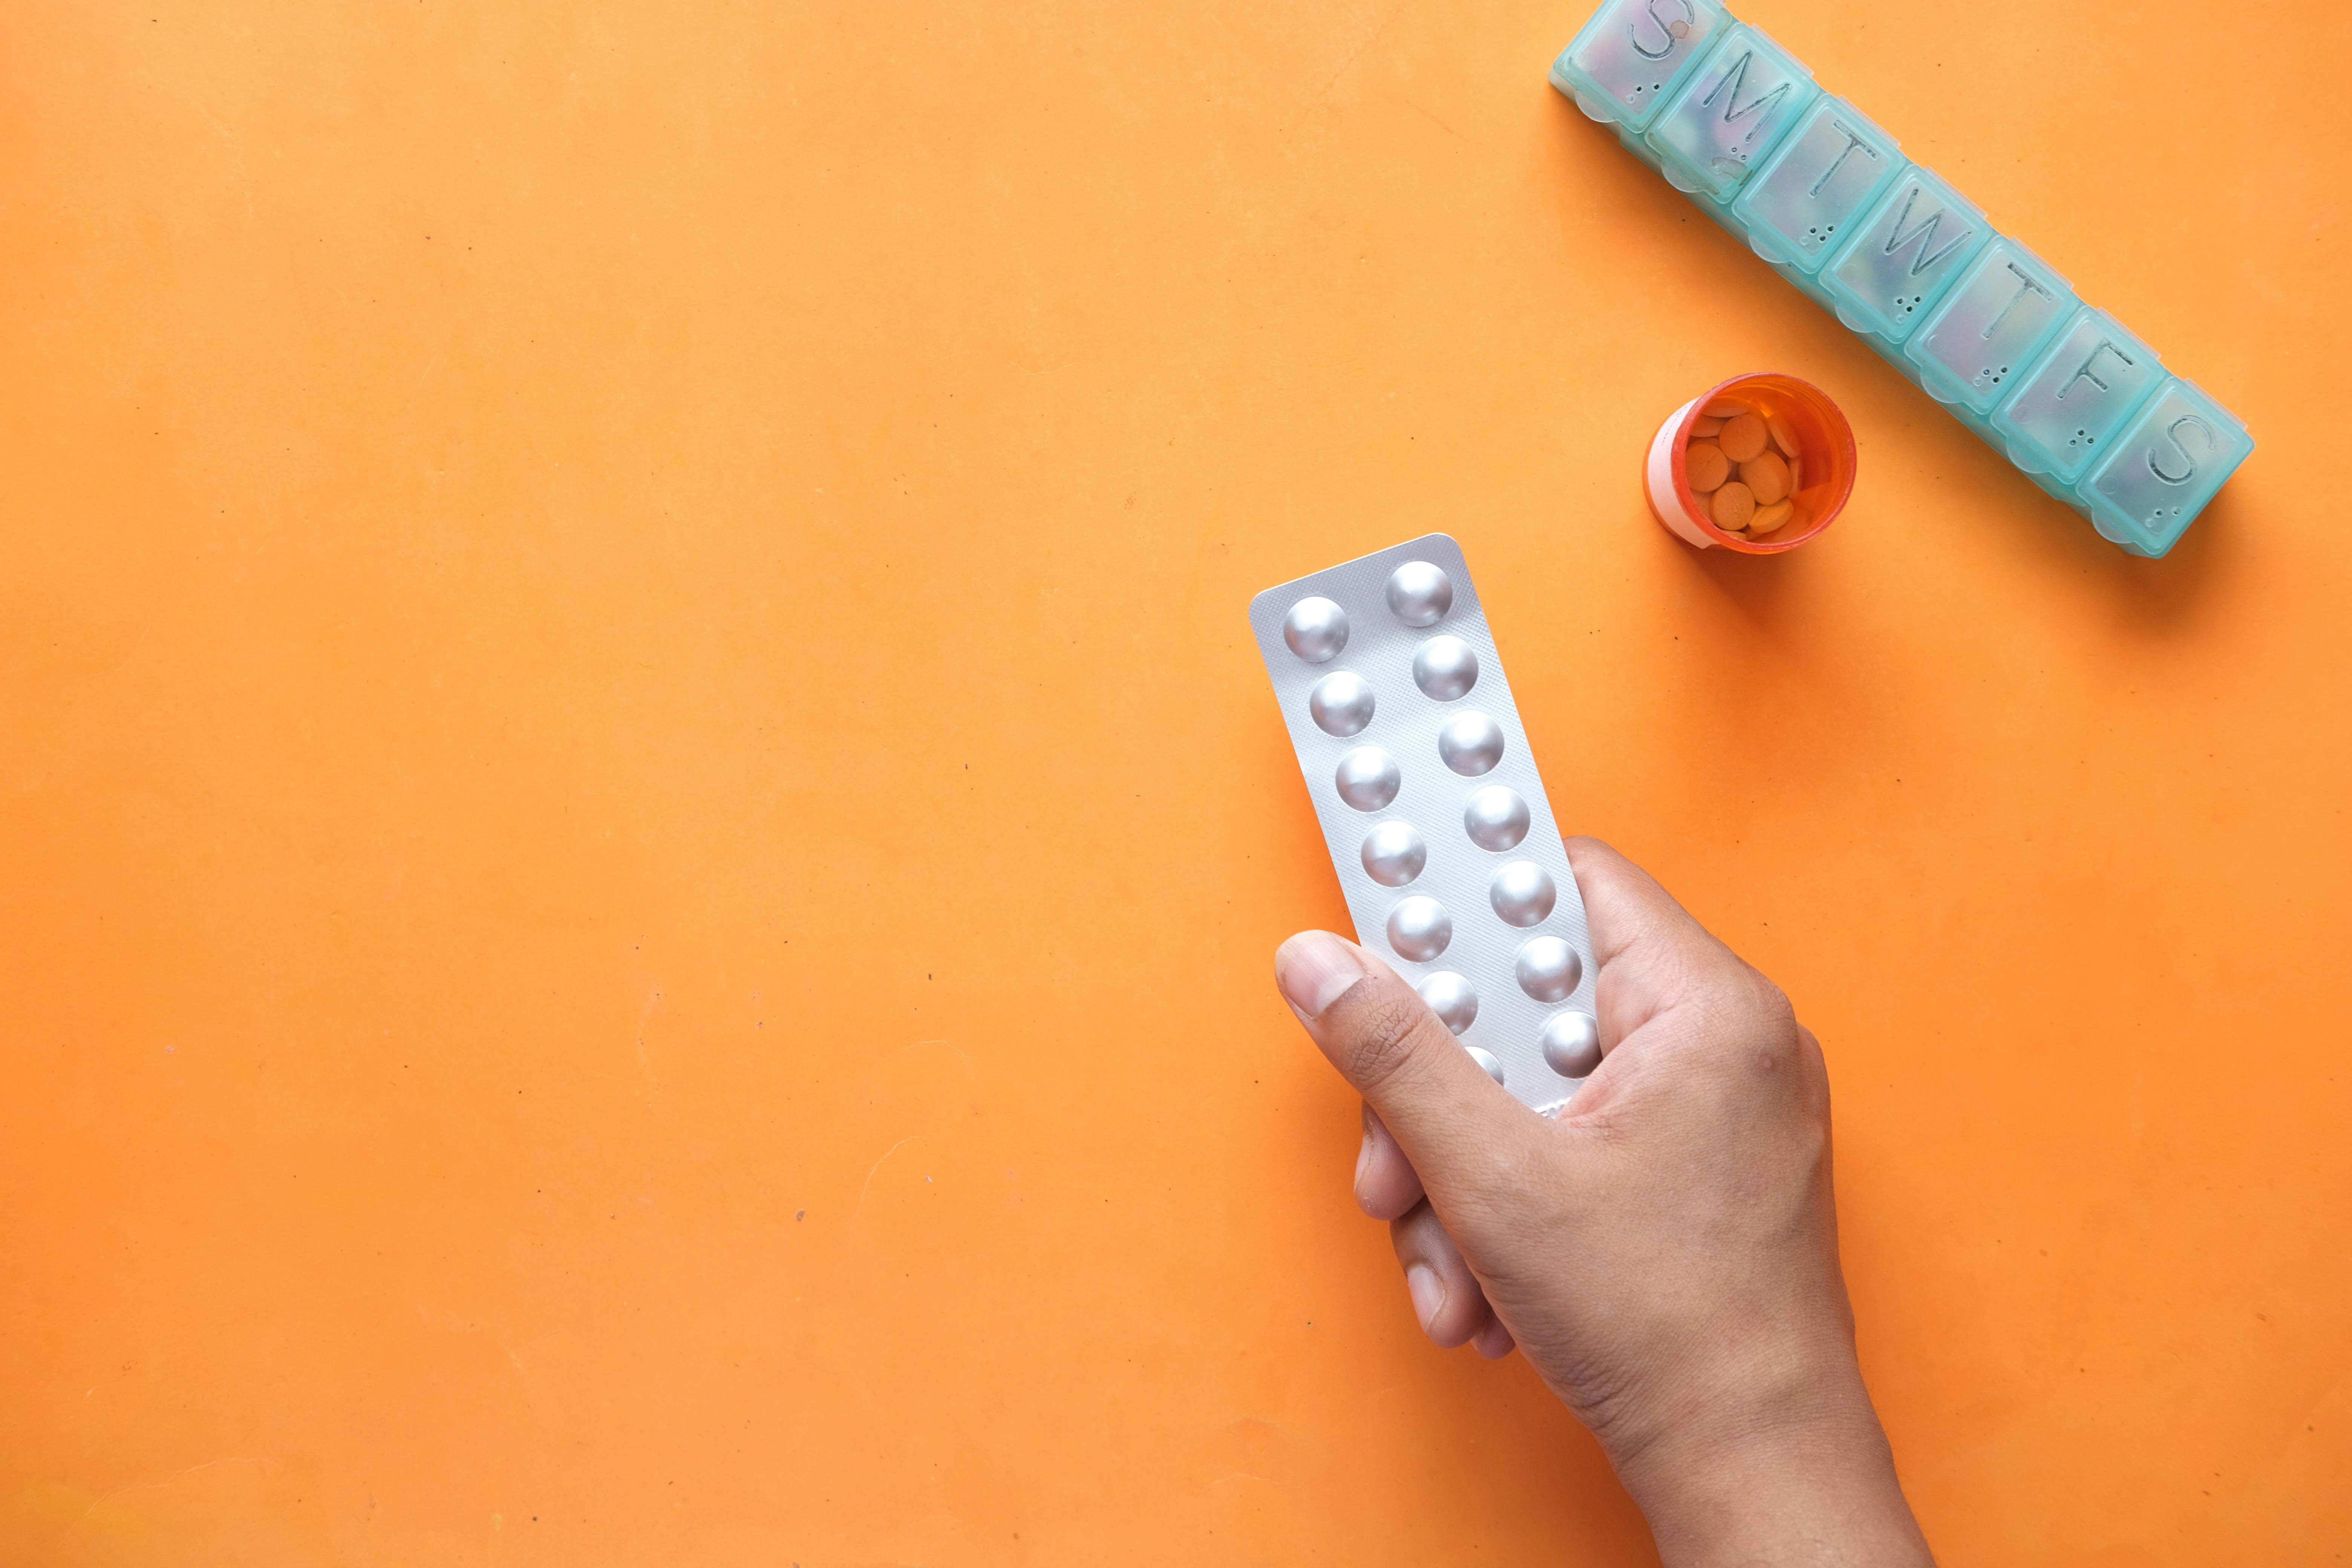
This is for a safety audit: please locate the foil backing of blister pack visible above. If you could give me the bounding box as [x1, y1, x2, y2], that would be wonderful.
[1249, 534, 1600, 1114]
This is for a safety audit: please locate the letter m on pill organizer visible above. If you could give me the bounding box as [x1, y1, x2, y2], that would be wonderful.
[1548, 0, 2253, 557]
[1698, 46, 1795, 164]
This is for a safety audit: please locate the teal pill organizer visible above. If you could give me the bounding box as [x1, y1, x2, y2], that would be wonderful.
[1550, 0, 2252, 557]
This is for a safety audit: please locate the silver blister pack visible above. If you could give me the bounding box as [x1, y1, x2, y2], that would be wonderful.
[1250, 534, 1600, 1113]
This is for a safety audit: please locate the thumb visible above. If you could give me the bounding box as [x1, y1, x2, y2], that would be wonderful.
[1276, 931, 1538, 1207]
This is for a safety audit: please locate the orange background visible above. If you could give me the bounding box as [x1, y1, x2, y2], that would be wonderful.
[2, 1, 2344, 1562]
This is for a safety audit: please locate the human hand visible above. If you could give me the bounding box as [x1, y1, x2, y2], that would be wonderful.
[1274, 837, 1933, 1567]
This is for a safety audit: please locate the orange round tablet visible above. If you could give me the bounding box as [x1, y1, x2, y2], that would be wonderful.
[1684, 441, 1730, 492]
[1741, 450, 1790, 505]
[1710, 480, 1756, 531]
[1747, 499, 1795, 536]
[1720, 413, 1767, 464]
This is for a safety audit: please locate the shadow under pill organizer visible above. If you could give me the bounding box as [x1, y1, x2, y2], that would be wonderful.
[1549, 0, 2252, 558]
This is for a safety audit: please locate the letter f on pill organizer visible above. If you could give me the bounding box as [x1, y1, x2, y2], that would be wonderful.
[1250, 536, 1602, 1114]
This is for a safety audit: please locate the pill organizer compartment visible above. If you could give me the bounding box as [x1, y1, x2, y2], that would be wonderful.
[1643, 25, 1818, 201]
[1990, 307, 2166, 484]
[1821, 168, 1991, 344]
[1550, 0, 1734, 132]
[1904, 238, 2077, 415]
[2082, 379, 2252, 555]
[1730, 97, 1902, 275]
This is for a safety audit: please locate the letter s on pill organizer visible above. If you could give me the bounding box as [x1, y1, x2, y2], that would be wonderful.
[1549, 0, 2251, 558]
[1251, 535, 1602, 1115]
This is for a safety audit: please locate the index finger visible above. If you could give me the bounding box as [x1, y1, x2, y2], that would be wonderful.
[1565, 836, 1739, 1051]
[1563, 836, 1709, 970]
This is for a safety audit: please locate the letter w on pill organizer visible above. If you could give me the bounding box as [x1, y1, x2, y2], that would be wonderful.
[1550, 0, 2252, 556]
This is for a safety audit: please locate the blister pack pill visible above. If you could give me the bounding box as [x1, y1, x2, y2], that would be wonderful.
[1250, 534, 1600, 1115]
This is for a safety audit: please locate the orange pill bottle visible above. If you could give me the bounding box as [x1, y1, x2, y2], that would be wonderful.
[1643, 372, 1856, 553]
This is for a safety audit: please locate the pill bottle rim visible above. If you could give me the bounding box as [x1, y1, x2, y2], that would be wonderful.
[1651, 372, 1856, 554]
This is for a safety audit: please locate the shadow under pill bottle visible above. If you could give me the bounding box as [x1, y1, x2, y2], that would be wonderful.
[1643, 373, 1856, 553]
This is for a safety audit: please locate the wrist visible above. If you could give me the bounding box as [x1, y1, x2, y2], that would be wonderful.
[1606, 1343, 1932, 1568]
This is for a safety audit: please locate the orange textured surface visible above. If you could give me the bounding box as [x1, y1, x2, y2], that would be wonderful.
[2, 2, 2345, 1562]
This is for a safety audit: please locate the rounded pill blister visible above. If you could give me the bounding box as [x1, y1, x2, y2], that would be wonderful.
[1462, 785, 1530, 851]
[1514, 936, 1582, 1002]
[1283, 597, 1349, 663]
[1360, 821, 1427, 887]
[1334, 746, 1401, 811]
[1417, 971, 1478, 1035]
[1411, 636, 1479, 701]
[1539, 1011, 1602, 1079]
[1465, 1045, 1505, 1085]
[1384, 562, 1453, 627]
[1309, 671, 1376, 737]
[1490, 861, 1557, 926]
[1438, 711, 1505, 776]
[1386, 896, 1452, 962]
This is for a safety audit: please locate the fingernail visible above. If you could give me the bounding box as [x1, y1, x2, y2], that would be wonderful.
[1352, 1127, 1377, 1195]
[1277, 932, 1367, 1019]
[1404, 1263, 1445, 1333]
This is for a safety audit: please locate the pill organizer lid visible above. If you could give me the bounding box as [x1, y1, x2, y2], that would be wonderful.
[1905, 236, 2080, 416]
[1731, 95, 1903, 273]
[1989, 305, 2166, 482]
[1820, 165, 1992, 342]
[1550, 0, 1735, 133]
[2082, 377, 2254, 556]
[1643, 23, 1819, 202]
